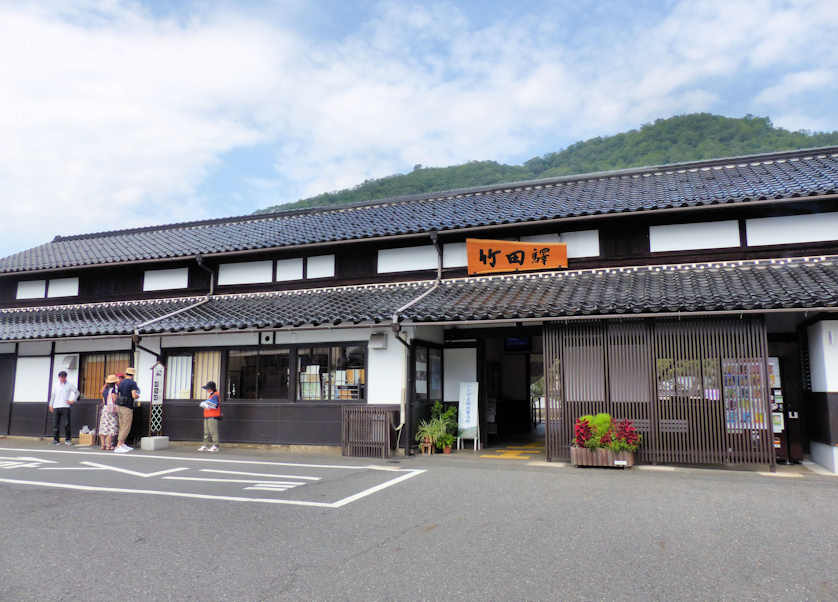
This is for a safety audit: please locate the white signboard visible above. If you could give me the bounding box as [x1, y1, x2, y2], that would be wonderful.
[458, 382, 479, 439]
[151, 363, 165, 406]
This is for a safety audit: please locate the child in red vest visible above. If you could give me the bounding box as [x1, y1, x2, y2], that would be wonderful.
[198, 381, 221, 452]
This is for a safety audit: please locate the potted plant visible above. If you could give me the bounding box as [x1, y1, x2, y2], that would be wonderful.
[437, 432, 455, 454]
[570, 413, 641, 468]
[415, 419, 439, 455]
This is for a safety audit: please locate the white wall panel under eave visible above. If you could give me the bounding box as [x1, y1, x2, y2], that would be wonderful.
[650, 220, 740, 252]
[808, 321, 838, 392]
[747, 212, 838, 247]
[13, 356, 51, 402]
[520, 233, 562, 243]
[16, 280, 46, 299]
[367, 331, 405, 405]
[54, 338, 132, 353]
[47, 277, 79, 298]
[218, 260, 273, 285]
[560, 230, 600, 258]
[160, 332, 259, 348]
[444, 347, 477, 402]
[18, 341, 52, 356]
[276, 258, 304, 281]
[442, 243, 467, 268]
[378, 245, 437, 273]
[143, 268, 189, 291]
[306, 255, 335, 279]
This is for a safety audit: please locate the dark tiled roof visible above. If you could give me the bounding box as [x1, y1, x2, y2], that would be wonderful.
[2, 148, 838, 274]
[1, 256, 836, 340]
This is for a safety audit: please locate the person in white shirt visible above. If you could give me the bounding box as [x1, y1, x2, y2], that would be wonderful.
[49, 370, 79, 446]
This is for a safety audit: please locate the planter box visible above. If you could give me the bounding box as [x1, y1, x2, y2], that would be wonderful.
[570, 447, 634, 468]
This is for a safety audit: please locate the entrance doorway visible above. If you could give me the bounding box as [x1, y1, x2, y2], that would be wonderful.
[0, 357, 15, 435]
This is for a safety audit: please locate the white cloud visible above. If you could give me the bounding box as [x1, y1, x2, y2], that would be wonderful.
[755, 70, 836, 105]
[0, 0, 837, 255]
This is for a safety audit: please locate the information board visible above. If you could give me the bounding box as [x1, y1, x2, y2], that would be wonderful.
[458, 382, 479, 439]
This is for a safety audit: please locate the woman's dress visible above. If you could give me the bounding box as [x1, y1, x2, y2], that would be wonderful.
[99, 387, 118, 437]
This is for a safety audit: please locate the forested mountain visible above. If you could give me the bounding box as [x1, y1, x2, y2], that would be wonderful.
[258, 114, 838, 214]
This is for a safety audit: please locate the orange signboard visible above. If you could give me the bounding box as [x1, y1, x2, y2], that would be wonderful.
[466, 238, 568, 275]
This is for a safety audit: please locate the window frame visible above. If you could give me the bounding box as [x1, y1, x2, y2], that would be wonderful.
[160, 341, 368, 404]
[78, 351, 131, 400]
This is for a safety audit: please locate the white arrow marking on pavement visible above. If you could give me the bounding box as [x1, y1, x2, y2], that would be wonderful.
[80, 461, 189, 478]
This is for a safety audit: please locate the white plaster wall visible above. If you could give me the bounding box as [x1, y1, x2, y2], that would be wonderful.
[16, 280, 45, 299]
[0, 343, 15, 353]
[810, 441, 838, 473]
[649, 220, 740, 252]
[135, 336, 161, 403]
[561, 230, 600, 258]
[55, 338, 132, 353]
[161, 332, 259, 348]
[519, 233, 561, 243]
[746, 212, 838, 246]
[13, 356, 51, 402]
[274, 328, 369, 345]
[444, 347, 477, 402]
[808, 321, 838, 392]
[218, 260, 273, 285]
[143, 268, 188, 291]
[52, 353, 80, 394]
[276, 258, 304, 281]
[18, 341, 52, 356]
[378, 245, 437, 273]
[367, 330, 405, 405]
[443, 243, 467, 268]
[307, 255, 335, 279]
[47, 277, 80, 298]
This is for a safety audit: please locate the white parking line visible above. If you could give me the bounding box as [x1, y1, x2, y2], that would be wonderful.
[0, 448, 369, 469]
[0, 469, 426, 508]
[200, 469, 321, 481]
[163, 477, 307, 486]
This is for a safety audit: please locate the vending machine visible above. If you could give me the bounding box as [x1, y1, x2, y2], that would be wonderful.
[767, 356, 803, 463]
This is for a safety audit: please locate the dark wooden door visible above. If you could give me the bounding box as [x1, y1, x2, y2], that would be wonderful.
[0, 357, 16, 435]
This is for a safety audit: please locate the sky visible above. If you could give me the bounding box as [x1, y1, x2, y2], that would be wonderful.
[0, 0, 836, 257]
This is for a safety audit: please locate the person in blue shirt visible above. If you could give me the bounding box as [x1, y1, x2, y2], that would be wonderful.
[114, 370, 140, 454]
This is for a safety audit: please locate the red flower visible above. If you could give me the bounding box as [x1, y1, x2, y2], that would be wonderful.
[574, 418, 592, 447]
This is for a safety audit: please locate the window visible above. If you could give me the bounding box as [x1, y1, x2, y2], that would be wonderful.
[79, 352, 130, 399]
[275, 258, 303, 281]
[47, 277, 80, 298]
[414, 343, 442, 402]
[165, 355, 193, 399]
[165, 351, 221, 399]
[297, 344, 366, 400]
[225, 349, 290, 400]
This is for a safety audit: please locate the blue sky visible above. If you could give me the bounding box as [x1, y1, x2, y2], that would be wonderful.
[0, 0, 836, 256]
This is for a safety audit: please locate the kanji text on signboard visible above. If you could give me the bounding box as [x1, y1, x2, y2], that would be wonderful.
[466, 238, 568, 275]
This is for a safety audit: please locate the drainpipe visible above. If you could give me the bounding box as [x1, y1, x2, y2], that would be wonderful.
[390, 231, 443, 453]
[133, 255, 215, 338]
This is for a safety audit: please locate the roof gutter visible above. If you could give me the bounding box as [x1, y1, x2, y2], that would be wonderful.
[133, 255, 215, 337]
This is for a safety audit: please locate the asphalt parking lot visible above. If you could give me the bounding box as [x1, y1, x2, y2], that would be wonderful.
[1, 439, 836, 601]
